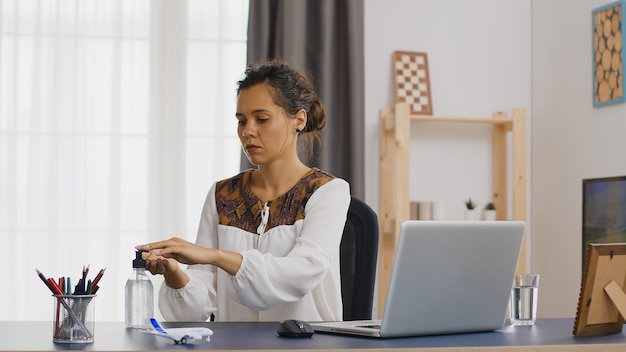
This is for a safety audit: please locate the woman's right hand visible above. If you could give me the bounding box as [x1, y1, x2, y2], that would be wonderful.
[141, 251, 189, 289]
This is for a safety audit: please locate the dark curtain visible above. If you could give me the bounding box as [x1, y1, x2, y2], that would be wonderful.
[241, 0, 365, 199]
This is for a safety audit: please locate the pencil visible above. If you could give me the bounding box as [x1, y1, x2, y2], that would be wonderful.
[36, 268, 55, 292]
[92, 268, 106, 287]
[81, 264, 89, 294]
[36, 269, 63, 338]
[47, 278, 64, 295]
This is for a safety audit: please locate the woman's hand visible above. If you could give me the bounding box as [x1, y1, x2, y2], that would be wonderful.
[136, 237, 243, 277]
[143, 255, 179, 276]
[136, 237, 211, 289]
[136, 237, 212, 265]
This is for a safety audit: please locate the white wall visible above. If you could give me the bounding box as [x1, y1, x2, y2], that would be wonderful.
[365, 0, 532, 219]
[532, 0, 626, 318]
[365, 0, 531, 320]
[366, 0, 626, 320]
[364, 0, 532, 318]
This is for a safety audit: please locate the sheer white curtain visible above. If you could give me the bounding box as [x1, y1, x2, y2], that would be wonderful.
[0, 0, 248, 321]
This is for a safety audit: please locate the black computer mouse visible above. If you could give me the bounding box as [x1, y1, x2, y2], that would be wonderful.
[276, 319, 314, 337]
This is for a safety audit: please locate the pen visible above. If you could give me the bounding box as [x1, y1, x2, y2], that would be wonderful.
[58, 277, 64, 295]
[75, 279, 82, 295]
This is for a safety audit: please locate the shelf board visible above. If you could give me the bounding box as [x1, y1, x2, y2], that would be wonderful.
[410, 115, 512, 125]
[381, 111, 513, 131]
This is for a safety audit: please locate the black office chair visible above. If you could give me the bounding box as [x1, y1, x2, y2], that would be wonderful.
[339, 196, 379, 321]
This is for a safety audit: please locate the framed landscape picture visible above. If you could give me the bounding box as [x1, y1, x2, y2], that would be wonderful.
[592, 1, 625, 107]
[582, 176, 626, 267]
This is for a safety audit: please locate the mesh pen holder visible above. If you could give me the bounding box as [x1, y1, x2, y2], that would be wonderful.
[52, 294, 96, 343]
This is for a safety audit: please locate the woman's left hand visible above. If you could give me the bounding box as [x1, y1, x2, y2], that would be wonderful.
[136, 237, 213, 266]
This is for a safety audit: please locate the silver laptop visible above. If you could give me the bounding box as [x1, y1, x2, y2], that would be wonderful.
[311, 220, 525, 338]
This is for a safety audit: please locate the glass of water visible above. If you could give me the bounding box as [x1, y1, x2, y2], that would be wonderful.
[510, 273, 540, 326]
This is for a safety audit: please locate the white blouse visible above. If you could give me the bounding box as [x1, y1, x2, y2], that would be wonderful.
[158, 169, 350, 322]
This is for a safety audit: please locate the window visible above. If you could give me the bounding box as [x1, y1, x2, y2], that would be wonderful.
[0, 0, 248, 321]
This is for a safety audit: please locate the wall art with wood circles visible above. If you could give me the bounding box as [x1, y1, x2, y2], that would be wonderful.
[593, 1, 625, 107]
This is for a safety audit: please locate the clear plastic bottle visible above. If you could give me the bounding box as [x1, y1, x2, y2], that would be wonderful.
[125, 250, 154, 329]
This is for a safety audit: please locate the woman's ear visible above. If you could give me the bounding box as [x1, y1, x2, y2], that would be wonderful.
[295, 109, 307, 132]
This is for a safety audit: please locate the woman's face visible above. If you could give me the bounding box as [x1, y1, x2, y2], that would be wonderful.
[236, 83, 296, 166]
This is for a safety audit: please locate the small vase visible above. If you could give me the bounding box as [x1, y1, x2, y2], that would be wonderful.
[464, 209, 478, 220]
[484, 209, 497, 221]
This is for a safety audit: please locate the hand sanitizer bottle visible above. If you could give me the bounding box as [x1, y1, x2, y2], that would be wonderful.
[125, 251, 154, 328]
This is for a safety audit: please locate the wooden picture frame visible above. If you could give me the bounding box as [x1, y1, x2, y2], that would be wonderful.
[573, 243, 626, 336]
[393, 51, 433, 115]
[592, 1, 625, 107]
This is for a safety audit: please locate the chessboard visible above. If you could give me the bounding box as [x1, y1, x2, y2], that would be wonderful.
[393, 51, 433, 115]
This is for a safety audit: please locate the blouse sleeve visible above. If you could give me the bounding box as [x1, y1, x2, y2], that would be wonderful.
[158, 183, 219, 322]
[228, 178, 350, 310]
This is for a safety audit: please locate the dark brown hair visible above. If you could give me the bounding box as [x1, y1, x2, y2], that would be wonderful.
[237, 60, 326, 144]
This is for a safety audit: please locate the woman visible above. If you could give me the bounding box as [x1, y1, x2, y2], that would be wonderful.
[136, 60, 350, 322]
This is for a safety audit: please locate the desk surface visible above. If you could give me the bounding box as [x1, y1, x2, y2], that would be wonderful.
[1, 319, 626, 351]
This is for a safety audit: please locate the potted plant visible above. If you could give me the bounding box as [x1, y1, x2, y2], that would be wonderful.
[484, 202, 497, 221]
[464, 198, 478, 220]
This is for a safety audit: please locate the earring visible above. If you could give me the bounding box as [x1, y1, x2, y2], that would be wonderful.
[296, 128, 301, 133]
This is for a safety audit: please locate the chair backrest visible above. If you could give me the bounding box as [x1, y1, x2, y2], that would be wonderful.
[339, 196, 379, 321]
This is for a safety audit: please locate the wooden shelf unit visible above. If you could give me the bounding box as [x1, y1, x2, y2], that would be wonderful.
[378, 102, 527, 312]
